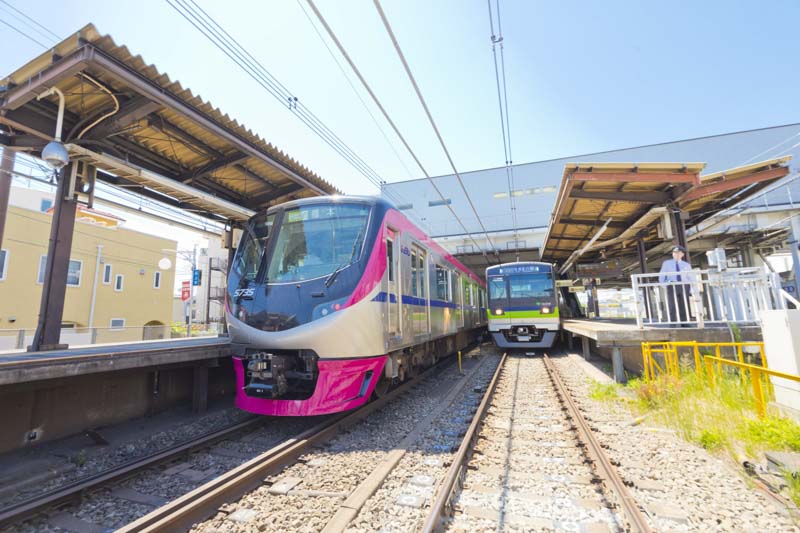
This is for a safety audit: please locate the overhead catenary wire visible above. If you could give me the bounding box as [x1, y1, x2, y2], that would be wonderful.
[370, 0, 498, 254]
[167, 0, 420, 217]
[0, 0, 60, 42]
[0, 17, 50, 49]
[294, 0, 415, 182]
[167, 0, 382, 188]
[166, 0, 415, 213]
[305, 0, 493, 260]
[487, 0, 519, 253]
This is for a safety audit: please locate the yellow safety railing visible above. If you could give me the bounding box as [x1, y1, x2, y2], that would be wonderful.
[641, 342, 679, 382]
[641, 341, 767, 383]
[703, 356, 800, 418]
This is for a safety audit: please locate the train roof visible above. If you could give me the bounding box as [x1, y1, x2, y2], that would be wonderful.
[261, 195, 393, 215]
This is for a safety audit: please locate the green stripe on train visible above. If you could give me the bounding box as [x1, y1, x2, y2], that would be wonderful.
[486, 309, 560, 320]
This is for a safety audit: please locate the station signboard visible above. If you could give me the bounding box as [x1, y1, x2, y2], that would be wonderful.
[181, 280, 191, 302]
[569, 286, 585, 293]
[575, 260, 623, 280]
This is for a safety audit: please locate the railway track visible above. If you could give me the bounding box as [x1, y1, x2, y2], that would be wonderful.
[422, 352, 654, 533]
[3, 347, 491, 532]
[123, 346, 500, 532]
[0, 416, 268, 530]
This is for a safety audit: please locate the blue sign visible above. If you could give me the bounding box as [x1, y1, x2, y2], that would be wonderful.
[192, 269, 202, 286]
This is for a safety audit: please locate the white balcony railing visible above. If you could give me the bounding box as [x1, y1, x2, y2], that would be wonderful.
[631, 267, 784, 329]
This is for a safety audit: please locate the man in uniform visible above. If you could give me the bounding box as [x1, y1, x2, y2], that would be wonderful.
[658, 245, 693, 324]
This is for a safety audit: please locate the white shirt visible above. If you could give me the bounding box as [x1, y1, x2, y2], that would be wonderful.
[658, 258, 693, 283]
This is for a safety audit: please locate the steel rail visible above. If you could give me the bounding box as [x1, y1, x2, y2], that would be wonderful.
[543, 354, 653, 533]
[119, 360, 451, 533]
[0, 416, 263, 529]
[420, 352, 508, 533]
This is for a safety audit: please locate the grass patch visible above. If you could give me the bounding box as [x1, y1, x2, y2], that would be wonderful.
[785, 472, 800, 507]
[589, 381, 619, 401]
[626, 370, 800, 457]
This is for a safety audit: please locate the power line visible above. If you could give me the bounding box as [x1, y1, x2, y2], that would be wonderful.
[305, 0, 492, 260]
[0, 16, 49, 48]
[0, 0, 60, 41]
[487, 0, 518, 251]
[165, 0, 397, 199]
[370, 0, 498, 254]
[294, 0, 415, 182]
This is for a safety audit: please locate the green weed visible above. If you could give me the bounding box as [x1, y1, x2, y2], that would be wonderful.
[784, 472, 800, 507]
[698, 429, 726, 451]
[589, 381, 619, 401]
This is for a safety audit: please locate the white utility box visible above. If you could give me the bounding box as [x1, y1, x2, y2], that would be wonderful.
[761, 309, 800, 413]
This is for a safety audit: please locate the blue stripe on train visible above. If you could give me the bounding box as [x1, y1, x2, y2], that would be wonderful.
[371, 292, 464, 309]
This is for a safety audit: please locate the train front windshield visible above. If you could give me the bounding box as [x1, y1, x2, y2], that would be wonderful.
[265, 203, 370, 283]
[489, 272, 555, 308]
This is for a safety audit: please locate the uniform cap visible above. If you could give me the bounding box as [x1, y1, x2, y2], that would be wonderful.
[671, 245, 686, 253]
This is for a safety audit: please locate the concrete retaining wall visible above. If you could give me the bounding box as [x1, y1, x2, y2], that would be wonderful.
[0, 360, 234, 454]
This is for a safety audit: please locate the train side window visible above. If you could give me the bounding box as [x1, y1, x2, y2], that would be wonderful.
[386, 239, 394, 282]
[418, 254, 426, 297]
[435, 265, 447, 300]
[411, 251, 418, 297]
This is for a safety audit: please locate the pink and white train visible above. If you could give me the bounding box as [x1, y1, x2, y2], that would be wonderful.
[226, 196, 486, 416]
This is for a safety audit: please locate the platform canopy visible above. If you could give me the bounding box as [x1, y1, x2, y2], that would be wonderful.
[0, 24, 339, 223]
[541, 157, 791, 268]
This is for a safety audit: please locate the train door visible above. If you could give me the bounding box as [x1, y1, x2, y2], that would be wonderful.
[386, 229, 401, 337]
[466, 283, 474, 326]
[453, 272, 464, 328]
[411, 245, 428, 336]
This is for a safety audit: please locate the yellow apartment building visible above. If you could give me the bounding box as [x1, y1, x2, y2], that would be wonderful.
[0, 188, 177, 348]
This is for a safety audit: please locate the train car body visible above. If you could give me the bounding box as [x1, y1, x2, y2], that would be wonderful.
[486, 261, 559, 349]
[226, 196, 486, 416]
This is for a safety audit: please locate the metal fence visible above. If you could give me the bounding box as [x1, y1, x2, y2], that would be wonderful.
[631, 267, 785, 328]
[0, 324, 223, 352]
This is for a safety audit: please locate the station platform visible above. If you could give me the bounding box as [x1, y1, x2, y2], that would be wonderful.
[562, 318, 761, 382]
[0, 336, 231, 386]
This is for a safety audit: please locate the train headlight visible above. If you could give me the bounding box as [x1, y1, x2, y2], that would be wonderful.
[541, 306, 551, 314]
[313, 297, 349, 320]
[494, 308, 504, 315]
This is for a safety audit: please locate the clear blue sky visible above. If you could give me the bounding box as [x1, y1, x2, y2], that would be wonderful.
[2, 0, 799, 196]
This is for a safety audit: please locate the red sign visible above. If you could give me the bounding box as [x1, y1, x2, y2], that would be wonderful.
[181, 280, 191, 302]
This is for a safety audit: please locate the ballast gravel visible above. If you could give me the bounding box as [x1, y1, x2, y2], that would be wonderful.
[554, 353, 798, 532]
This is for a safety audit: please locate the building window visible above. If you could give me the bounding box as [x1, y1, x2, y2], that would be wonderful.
[37, 256, 82, 286]
[110, 318, 125, 329]
[40, 198, 53, 212]
[103, 264, 112, 284]
[153, 271, 161, 289]
[115, 274, 124, 292]
[0, 249, 7, 281]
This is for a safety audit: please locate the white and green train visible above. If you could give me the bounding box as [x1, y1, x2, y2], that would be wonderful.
[486, 261, 559, 349]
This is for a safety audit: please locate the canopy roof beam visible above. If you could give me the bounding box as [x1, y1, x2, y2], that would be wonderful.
[570, 189, 671, 203]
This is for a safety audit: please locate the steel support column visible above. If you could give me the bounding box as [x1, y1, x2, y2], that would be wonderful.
[30, 163, 78, 352]
[791, 215, 800, 298]
[192, 364, 209, 413]
[636, 234, 647, 273]
[0, 148, 14, 251]
[222, 221, 236, 335]
[670, 207, 690, 261]
[581, 336, 591, 360]
[588, 280, 600, 318]
[611, 346, 626, 384]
